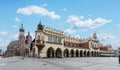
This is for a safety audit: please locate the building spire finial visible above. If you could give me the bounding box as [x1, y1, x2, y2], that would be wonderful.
[20, 20, 23, 29]
[19, 23, 24, 32]
[39, 20, 41, 25]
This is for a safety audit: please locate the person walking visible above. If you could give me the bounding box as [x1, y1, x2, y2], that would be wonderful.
[119, 54, 120, 64]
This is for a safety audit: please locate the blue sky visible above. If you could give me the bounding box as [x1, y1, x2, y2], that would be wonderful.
[0, 0, 120, 51]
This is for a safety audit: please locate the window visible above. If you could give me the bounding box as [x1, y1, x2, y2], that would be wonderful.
[48, 36, 61, 44]
[55, 37, 57, 43]
[48, 36, 52, 42]
[52, 36, 56, 43]
[58, 37, 61, 43]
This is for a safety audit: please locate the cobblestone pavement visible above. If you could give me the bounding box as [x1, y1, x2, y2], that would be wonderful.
[0, 57, 120, 70]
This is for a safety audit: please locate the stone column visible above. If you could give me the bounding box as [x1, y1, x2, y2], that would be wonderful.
[54, 51, 56, 58]
[61, 51, 64, 58]
[74, 51, 76, 57]
[82, 52, 84, 57]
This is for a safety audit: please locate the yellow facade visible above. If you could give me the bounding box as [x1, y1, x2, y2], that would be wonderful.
[30, 22, 111, 58]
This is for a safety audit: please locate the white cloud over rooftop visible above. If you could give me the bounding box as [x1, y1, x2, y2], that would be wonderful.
[64, 28, 76, 34]
[98, 33, 120, 49]
[67, 15, 111, 29]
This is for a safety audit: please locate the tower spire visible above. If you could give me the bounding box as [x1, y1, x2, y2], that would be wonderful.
[19, 24, 24, 32]
[28, 31, 30, 35]
[39, 20, 41, 25]
[21, 24, 23, 29]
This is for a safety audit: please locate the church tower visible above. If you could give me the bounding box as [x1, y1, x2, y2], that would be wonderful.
[18, 24, 25, 56]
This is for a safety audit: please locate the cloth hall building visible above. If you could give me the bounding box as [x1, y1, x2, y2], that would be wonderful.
[29, 21, 112, 58]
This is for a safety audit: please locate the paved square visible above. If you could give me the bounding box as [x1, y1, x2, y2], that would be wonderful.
[0, 57, 120, 70]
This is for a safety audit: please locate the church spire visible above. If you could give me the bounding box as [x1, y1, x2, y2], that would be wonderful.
[39, 20, 41, 25]
[28, 31, 30, 36]
[19, 24, 24, 32]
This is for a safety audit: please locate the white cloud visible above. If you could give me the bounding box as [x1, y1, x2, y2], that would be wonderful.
[31, 33, 35, 39]
[64, 28, 76, 34]
[88, 14, 92, 17]
[41, 3, 48, 7]
[15, 17, 21, 22]
[0, 32, 35, 51]
[0, 38, 11, 51]
[10, 32, 35, 41]
[0, 39, 10, 47]
[67, 15, 111, 29]
[0, 39, 1, 44]
[98, 33, 120, 49]
[25, 32, 35, 39]
[0, 31, 8, 36]
[74, 35, 80, 39]
[10, 33, 19, 40]
[17, 5, 60, 19]
[12, 25, 18, 28]
[116, 24, 120, 27]
[63, 8, 67, 11]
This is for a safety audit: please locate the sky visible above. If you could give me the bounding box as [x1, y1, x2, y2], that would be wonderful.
[0, 0, 120, 51]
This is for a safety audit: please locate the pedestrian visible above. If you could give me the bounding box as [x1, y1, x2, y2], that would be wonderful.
[119, 54, 120, 64]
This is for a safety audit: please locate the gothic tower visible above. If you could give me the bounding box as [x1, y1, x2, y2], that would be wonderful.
[18, 24, 25, 56]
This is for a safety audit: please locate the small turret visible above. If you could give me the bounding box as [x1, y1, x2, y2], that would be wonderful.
[37, 21, 43, 31]
[93, 33, 97, 39]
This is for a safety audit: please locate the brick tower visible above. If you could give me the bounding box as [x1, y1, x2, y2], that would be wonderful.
[18, 24, 25, 56]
